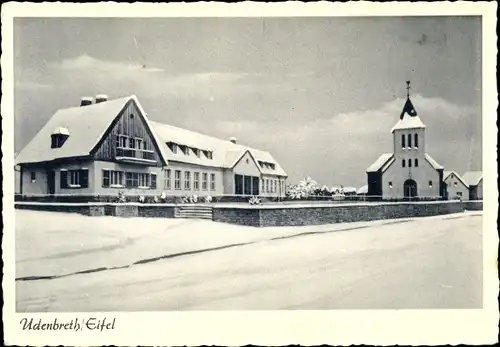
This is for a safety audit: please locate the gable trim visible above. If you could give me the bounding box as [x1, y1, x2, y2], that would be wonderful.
[230, 150, 262, 174]
[89, 98, 168, 166]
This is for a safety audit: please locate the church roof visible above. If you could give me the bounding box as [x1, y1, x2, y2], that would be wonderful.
[391, 114, 426, 132]
[366, 153, 394, 173]
[462, 171, 483, 186]
[424, 153, 444, 170]
[391, 94, 426, 132]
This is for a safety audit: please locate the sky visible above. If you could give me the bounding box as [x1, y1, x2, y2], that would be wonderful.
[14, 16, 482, 187]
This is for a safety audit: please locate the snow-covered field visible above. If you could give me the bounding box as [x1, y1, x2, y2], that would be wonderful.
[16, 210, 483, 311]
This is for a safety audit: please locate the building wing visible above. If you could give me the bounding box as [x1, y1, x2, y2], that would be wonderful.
[462, 171, 483, 186]
[150, 120, 287, 176]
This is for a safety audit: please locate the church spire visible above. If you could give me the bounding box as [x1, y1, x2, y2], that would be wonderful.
[400, 80, 418, 120]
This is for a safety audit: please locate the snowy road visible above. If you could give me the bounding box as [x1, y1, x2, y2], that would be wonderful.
[16, 211, 482, 311]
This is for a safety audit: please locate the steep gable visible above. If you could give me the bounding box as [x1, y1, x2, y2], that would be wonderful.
[91, 99, 166, 167]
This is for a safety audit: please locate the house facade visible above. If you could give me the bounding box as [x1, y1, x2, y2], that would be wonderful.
[462, 171, 483, 200]
[366, 82, 444, 199]
[443, 171, 469, 200]
[15, 95, 287, 200]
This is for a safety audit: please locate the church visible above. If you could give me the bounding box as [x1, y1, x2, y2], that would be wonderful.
[366, 82, 445, 199]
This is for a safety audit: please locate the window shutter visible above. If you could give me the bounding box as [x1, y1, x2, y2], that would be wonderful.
[151, 173, 157, 189]
[102, 170, 110, 188]
[60, 171, 68, 189]
[80, 169, 89, 188]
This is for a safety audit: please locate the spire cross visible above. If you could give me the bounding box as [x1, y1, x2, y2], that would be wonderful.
[406, 80, 411, 98]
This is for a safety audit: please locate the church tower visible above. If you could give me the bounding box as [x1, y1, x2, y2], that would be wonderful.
[366, 81, 444, 199]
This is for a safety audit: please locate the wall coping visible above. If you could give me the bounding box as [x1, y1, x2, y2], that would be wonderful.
[214, 200, 465, 210]
[15, 202, 177, 207]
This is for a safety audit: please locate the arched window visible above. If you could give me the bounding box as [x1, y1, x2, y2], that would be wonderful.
[402, 159, 406, 167]
[414, 134, 419, 148]
[401, 134, 405, 148]
[415, 158, 419, 167]
[409, 159, 412, 167]
[408, 134, 412, 147]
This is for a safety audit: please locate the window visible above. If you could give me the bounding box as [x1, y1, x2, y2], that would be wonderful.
[402, 159, 406, 168]
[174, 170, 181, 190]
[210, 173, 216, 191]
[273, 180, 277, 193]
[129, 138, 136, 149]
[135, 138, 143, 150]
[408, 159, 412, 168]
[429, 180, 433, 188]
[408, 134, 412, 148]
[102, 170, 110, 187]
[389, 181, 393, 188]
[457, 192, 462, 197]
[151, 173, 157, 189]
[266, 179, 269, 193]
[51, 134, 68, 148]
[113, 171, 124, 186]
[30, 172, 36, 182]
[415, 158, 419, 167]
[401, 134, 405, 148]
[204, 151, 213, 160]
[126, 172, 139, 188]
[235, 174, 243, 195]
[63, 169, 88, 188]
[193, 148, 200, 158]
[202, 173, 208, 190]
[194, 172, 200, 190]
[184, 171, 191, 190]
[414, 134, 419, 148]
[164, 169, 171, 190]
[138, 173, 150, 188]
[454, 181, 458, 187]
[167, 142, 178, 154]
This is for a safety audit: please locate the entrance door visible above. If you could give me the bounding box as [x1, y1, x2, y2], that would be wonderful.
[403, 179, 417, 198]
[47, 171, 56, 195]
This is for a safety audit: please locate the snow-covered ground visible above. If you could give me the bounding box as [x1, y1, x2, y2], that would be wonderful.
[16, 210, 482, 311]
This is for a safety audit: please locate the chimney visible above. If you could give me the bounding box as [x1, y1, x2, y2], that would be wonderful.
[95, 94, 108, 104]
[80, 97, 93, 106]
[229, 137, 237, 144]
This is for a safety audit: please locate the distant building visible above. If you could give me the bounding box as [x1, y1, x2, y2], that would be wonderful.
[366, 82, 444, 199]
[443, 171, 469, 200]
[15, 95, 287, 199]
[462, 171, 483, 200]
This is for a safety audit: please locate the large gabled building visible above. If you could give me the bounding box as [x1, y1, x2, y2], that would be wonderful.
[15, 95, 287, 199]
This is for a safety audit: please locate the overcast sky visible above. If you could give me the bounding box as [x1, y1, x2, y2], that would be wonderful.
[14, 16, 482, 187]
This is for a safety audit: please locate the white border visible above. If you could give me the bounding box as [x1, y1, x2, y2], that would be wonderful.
[2, 2, 498, 345]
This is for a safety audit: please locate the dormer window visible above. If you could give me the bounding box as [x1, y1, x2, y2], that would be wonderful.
[179, 145, 188, 155]
[193, 148, 200, 158]
[206, 151, 213, 160]
[50, 127, 70, 149]
[167, 142, 178, 154]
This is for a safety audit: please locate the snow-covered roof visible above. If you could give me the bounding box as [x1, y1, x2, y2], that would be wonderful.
[150, 120, 287, 176]
[391, 115, 426, 132]
[367, 153, 394, 173]
[443, 170, 469, 188]
[342, 187, 357, 193]
[462, 171, 483, 186]
[357, 185, 368, 194]
[16, 95, 287, 177]
[52, 126, 70, 136]
[424, 153, 444, 170]
[16, 96, 133, 165]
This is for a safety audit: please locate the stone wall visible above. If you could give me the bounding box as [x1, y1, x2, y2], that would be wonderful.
[213, 201, 468, 227]
[463, 200, 483, 211]
[138, 205, 176, 218]
[212, 207, 261, 227]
